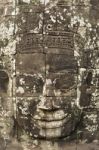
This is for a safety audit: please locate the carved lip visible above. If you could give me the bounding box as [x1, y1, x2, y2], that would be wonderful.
[33, 110, 69, 121]
[33, 113, 71, 129]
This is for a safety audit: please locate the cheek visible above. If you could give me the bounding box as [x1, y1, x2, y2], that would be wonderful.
[54, 88, 77, 97]
[52, 97, 77, 109]
[17, 99, 39, 127]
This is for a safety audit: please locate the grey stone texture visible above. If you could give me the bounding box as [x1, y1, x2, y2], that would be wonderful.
[0, 0, 99, 149]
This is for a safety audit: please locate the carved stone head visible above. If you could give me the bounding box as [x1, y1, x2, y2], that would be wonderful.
[16, 31, 82, 140]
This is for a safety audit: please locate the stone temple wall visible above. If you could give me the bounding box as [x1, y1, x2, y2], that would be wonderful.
[0, 0, 99, 150]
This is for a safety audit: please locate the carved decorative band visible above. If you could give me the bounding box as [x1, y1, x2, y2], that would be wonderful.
[16, 31, 74, 53]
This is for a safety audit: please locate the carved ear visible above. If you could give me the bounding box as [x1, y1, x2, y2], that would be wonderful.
[79, 71, 93, 107]
[0, 71, 9, 93]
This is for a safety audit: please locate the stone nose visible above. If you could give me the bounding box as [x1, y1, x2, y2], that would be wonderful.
[43, 79, 55, 97]
[38, 97, 56, 111]
[38, 79, 59, 110]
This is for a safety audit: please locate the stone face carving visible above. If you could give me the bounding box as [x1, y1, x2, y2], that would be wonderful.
[15, 26, 83, 140]
[0, 0, 99, 149]
[16, 52, 81, 139]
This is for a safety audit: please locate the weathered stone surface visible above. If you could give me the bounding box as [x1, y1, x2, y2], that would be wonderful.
[46, 53, 78, 71]
[16, 96, 81, 140]
[77, 109, 99, 143]
[16, 53, 45, 73]
[0, 0, 99, 149]
[44, 31, 74, 54]
[16, 33, 43, 53]
[43, 6, 57, 33]
[16, 9, 43, 34]
[15, 53, 45, 96]
[16, 74, 45, 97]
[72, 0, 90, 6]
[77, 143, 99, 150]
[56, 5, 72, 31]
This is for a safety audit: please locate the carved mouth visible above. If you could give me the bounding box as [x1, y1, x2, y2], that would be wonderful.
[33, 114, 72, 139]
[33, 109, 69, 121]
[34, 114, 71, 129]
[33, 109, 72, 129]
[31, 108, 81, 139]
[32, 110, 73, 138]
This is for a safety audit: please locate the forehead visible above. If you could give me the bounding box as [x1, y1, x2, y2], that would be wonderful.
[16, 53, 45, 74]
[16, 53, 77, 73]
